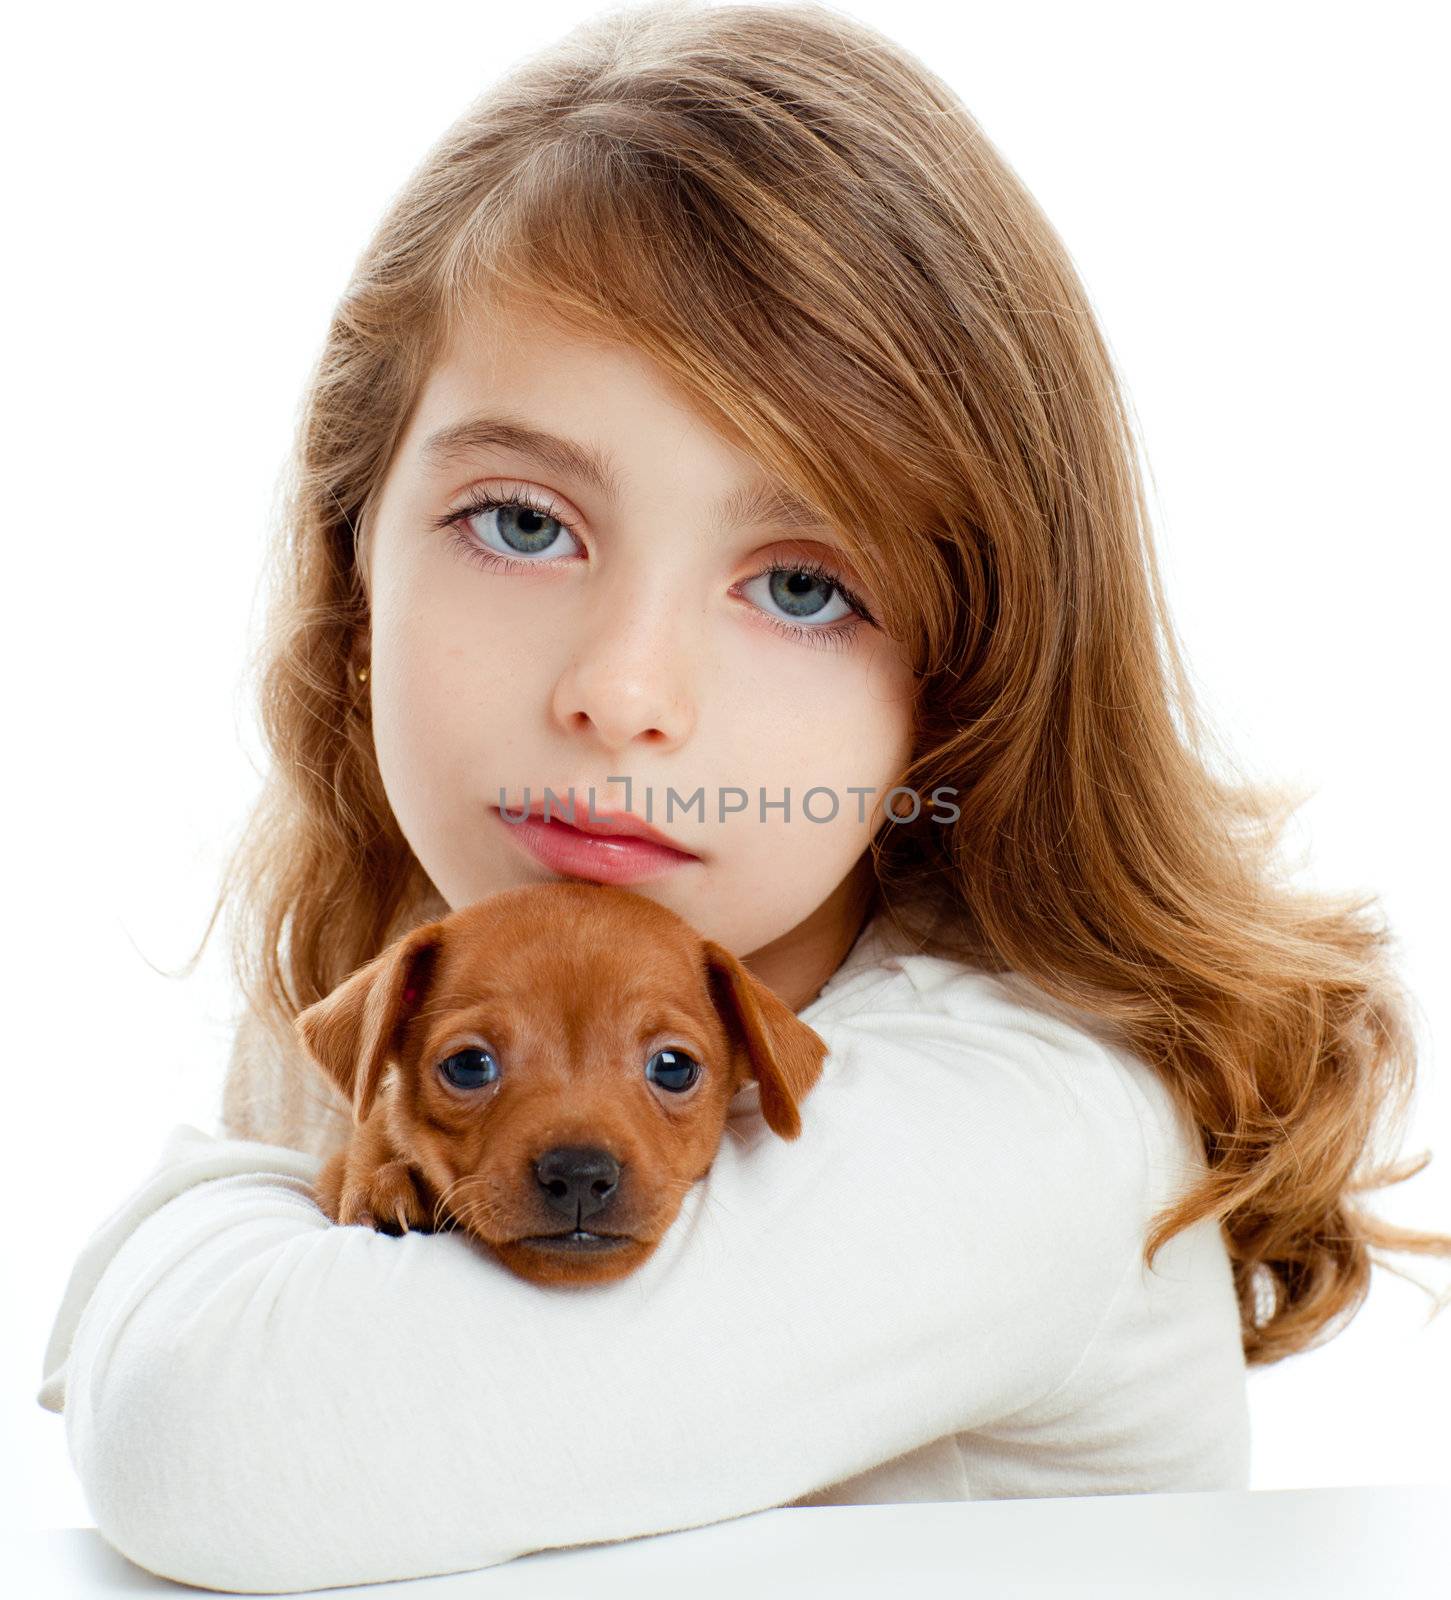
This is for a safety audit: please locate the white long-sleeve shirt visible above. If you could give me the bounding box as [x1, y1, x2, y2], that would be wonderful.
[37, 913, 1251, 1593]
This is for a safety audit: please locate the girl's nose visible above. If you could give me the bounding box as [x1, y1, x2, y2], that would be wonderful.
[550, 584, 698, 752]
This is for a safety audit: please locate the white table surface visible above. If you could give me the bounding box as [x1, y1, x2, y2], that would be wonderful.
[17, 1485, 1448, 1598]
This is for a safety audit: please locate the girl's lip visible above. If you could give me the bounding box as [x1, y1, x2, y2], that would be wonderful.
[493, 807, 700, 886]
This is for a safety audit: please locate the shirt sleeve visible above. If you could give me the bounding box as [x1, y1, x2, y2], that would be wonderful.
[38, 1002, 1153, 1593]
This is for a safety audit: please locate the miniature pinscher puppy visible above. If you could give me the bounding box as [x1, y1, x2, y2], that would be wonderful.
[296, 882, 829, 1287]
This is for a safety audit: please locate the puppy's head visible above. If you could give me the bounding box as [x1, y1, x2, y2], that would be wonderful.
[294, 883, 830, 1285]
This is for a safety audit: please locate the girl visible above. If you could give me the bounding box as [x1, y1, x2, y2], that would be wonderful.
[39, 1, 1450, 1590]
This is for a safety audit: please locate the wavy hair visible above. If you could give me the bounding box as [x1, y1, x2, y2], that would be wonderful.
[183, 0, 1450, 1365]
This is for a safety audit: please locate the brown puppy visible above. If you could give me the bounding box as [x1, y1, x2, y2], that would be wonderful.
[295, 882, 829, 1287]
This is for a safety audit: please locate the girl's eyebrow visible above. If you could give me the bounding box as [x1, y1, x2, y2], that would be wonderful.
[419, 412, 833, 534]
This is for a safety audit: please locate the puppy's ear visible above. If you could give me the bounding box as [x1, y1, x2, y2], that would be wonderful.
[702, 941, 828, 1140]
[294, 924, 443, 1124]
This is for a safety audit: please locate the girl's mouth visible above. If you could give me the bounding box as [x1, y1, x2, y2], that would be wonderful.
[493, 806, 700, 886]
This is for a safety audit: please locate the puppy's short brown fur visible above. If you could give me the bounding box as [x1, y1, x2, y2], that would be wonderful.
[296, 882, 829, 1286]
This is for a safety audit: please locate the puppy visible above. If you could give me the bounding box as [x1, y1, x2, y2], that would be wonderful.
[295, 882, 829, 1287]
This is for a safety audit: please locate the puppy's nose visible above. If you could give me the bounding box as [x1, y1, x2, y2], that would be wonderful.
[534, 1146, 621, 1224]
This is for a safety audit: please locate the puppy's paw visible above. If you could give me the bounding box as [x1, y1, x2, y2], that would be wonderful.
[315, 1142, 435, 1235]
[344, 1157, 436, 1236]
[312, 1149, 347, 1223]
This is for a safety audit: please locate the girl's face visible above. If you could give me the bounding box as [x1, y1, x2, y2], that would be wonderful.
[361, 300, 915, 1005]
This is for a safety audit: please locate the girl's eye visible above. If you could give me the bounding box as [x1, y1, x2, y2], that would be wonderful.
[747, 561, 878, 649]
[435, 483, 583, 565]
[738, 567, 862, 636]
[432, 485, 878, 651]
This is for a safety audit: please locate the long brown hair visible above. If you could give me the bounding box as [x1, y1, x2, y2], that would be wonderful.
[182, 0, 1449, 1365]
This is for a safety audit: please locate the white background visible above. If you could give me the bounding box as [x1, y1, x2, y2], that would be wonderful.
[6, 0, 1448, 1540]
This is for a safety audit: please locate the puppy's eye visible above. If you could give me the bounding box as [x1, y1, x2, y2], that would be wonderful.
[438, 1047, 499, 1090]
[645, 1048, 700, 1093]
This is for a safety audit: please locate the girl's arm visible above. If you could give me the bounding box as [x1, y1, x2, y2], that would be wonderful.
[40, 1005, 1158, 1594]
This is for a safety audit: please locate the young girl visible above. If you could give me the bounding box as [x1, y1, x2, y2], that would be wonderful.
[38, 1, 1450, 1590]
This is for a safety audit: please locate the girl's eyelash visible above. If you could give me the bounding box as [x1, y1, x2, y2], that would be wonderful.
[431, 485, 878, 649]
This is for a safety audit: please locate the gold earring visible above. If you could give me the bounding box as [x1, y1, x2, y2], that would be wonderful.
[357, 666, 369, 683]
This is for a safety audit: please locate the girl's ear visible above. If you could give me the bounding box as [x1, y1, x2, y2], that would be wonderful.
[701, 940, 829, 1139]
[293, 924, 444, 1125]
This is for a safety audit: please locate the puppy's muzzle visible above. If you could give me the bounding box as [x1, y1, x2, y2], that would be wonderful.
[524, 1144, 628, 1252]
